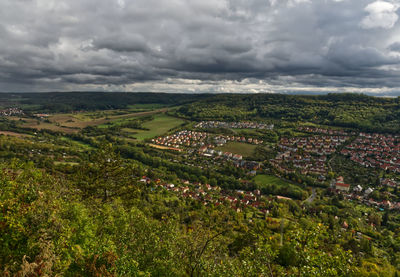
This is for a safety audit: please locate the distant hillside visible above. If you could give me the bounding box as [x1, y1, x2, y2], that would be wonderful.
[1, 92, 399, 133]
[176, 93, 400, 133]
[0, 92, 213, 113]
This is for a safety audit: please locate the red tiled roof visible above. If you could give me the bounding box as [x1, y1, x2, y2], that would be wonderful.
[336, 183, 350, 188]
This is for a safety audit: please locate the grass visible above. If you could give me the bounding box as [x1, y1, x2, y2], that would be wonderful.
[215, 142, 257, 157]
[130, 114, 185, 141]
[235, 129, 263, 136]
[9, 108, 171, 134]
[254, 174, 305, 198]
[59, 137, 94, 150]
[0, 131, 31, 138]
[54, 161, 79, 166]
[14, 118, 80, 134]
[254, 174, 292, 187]
[127, 103, 168, 110]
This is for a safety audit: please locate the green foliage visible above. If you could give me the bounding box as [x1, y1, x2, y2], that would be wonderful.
[1, 92, 400, 276]
[178, 93, 400, 133]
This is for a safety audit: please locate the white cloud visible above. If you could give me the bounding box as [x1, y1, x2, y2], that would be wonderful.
[117, 0, 125, 8]
[361, 1, 399, 29]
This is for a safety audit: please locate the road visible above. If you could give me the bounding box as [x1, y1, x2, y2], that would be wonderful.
[305, 188, 316, 203]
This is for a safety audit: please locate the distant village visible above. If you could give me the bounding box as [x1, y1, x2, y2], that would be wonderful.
[152, 130, 264, 149]
[0, 107, 24, 116]
[195, 120, 274, 130]
[271, 130, 400, 179]
[151, 130, 262, 172]
[140, 176, 274, 215]
[332, 176, 400, 211]
[297, 126, 352, 136]
[341, 133, 400, 174]
[270, 135, 348, 178]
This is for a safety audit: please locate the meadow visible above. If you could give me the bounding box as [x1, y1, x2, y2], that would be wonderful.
[8, 108, 171, 134]
[254, 174, 292, 187]
[254, 174, 306, 199]
[215, 141, 257, 157]
[126, 114, 186, 141]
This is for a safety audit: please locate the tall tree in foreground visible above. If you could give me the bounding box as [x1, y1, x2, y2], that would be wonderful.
[76, 143, 136, 202]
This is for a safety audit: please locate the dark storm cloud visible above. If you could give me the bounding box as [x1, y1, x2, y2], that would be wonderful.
[1, 0, 400, 94]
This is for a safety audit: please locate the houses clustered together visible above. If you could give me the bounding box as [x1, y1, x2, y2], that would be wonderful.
[213, 135, 264, 146]
[332, 176, 400, 210]
[195, 121, 274, 130]
[34, 113, 50, 118]
[270, 135, 348, 177]
[198, 146, 261, 172]
[152, 130, 263, 150]
[381, 178, 399, 188]
[297, 126, 350, 136]
[140, 176, 268, 214]
[151, 130, 262, 172]
[0, 107, 24, 116]
[152, 131, 208, 149]
[341, 133, 400, 173]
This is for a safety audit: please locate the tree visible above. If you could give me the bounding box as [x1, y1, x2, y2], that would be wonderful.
[76, 143, 136, 201]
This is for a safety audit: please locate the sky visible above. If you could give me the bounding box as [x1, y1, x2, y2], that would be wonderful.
[1, 0, 400, 95]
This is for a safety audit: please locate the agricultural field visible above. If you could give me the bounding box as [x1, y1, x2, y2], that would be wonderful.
[8, 108, 171, 134]
[128, 114, 186, 141]
[215, 141, 257, 157]
[0, 131, 31, 138]
[127, 103, 170, 111]
[14, 117, 80, 134]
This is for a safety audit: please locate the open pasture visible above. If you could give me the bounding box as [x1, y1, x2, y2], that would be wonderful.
[131, 114, 186, 141]
[8, 108, 171, 134]
[215, 142, 257, 157]
[254, 174, 292, 187]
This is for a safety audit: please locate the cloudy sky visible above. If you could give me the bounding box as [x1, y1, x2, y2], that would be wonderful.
[1, 0, 400, 94]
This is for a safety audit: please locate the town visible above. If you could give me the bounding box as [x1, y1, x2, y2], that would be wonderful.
[270, 135, 348, 178]
[341, 133, 400, 174]
[195, 120, 274, 130]
[152, 130, 264, 149]
[331, 176, 400, 211]
[0, 107, 24, 116]
[151, 130, 262, 172]
[140, 176, 270, 215]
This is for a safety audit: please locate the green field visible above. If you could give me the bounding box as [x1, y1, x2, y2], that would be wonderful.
[254, 174, 292, 187]
[215, 142, 257, 157]
[127, 103, 168, 110]
[130, 114, 186, 141]
[254, 174, 305, 198]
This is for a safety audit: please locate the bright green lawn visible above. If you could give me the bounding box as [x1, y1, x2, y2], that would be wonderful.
[254, 174, 292, 187]
[254, 174, 305, 196]
[215, 142, 257, 157]
[131, 114, 185, 141]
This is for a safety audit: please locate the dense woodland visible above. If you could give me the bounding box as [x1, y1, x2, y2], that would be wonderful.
[0, 92, 400, 276]
[0, 92, 210, 113]
[177, 93, 400, 133]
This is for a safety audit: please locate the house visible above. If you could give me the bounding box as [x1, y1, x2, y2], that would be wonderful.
[248, 170, 257, 176]
[224, 152, 233, 158]
[336, 183, 350, 192]
[335, 176, 350, 192]
[140, 176, 151, 184]
[364, 187, 374, 197]
[353, 185, 363, 193]
[199, 145, 208, 151]
[232, 154, 243, 160]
